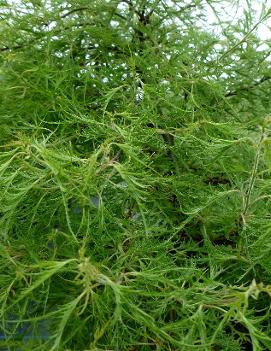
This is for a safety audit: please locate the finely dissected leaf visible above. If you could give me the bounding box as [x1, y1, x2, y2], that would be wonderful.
[12, 260, 76, 306]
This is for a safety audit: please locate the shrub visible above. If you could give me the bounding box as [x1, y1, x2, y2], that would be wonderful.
[1, 1, 271, 350]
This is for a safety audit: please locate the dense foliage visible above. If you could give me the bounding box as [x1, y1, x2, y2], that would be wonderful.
[1, 0, 271, 350]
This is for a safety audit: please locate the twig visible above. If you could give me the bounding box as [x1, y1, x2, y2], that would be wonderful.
[218, 11, 271, 62]
[60, 7, 89, 19]
[225, 76, 271, 97]
[242, 127, 266, 221]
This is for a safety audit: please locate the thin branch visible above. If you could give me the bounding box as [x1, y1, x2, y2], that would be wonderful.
[0, 44, 23, 52]
[0, 8, 91, 52]
[241, 128, 266, 226]
[114, 12, 127, 21]
[60, 7, 89, 19]
[161, 0, 197, 13]
[225, 76, 271, 97]
[178, 3, 197, 13]
[218, 11, 271, 62]
[0, 7, 127, 53]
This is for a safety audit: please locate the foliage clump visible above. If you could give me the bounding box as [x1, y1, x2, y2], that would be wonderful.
[0, 0, 271, 350]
